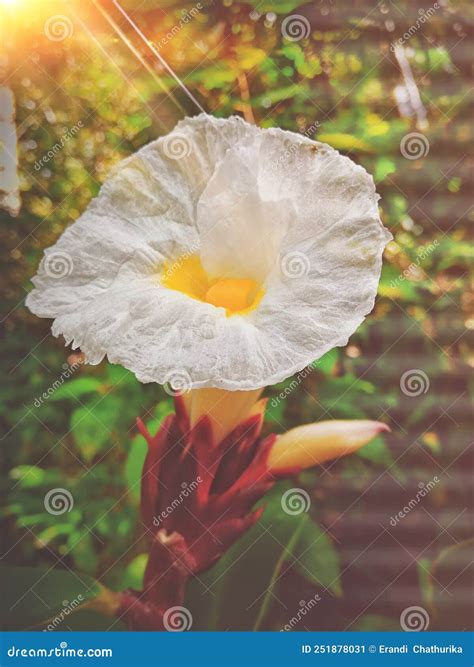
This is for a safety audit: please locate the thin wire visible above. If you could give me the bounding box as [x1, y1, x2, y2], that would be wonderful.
[90, 0, 189, 121]
[74, 14, 170, 131]
[111, 0, 208, 114]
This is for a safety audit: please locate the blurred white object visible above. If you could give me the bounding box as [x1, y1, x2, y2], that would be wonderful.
[0, 86, 20, 216]
[393, 45, 428, 131]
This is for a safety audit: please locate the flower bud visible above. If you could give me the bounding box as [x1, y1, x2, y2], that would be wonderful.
[268, 420, 390, 473]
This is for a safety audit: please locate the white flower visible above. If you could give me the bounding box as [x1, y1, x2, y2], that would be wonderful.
[26, 114, 391, 390]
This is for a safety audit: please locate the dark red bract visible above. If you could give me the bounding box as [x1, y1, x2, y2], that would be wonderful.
[119, 396, 277, 630]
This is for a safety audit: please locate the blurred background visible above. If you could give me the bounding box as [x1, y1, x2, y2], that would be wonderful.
[1, 0, 472, 631]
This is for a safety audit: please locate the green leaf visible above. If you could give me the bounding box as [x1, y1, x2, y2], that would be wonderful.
[67, 530, 98, 575]
[319, 375, 376, 418]
[49, 378, 102, 401]
[259, 485, 342, 597]
[9, 465, 47, 488]
[417, 557, 433, 607]
[313, 349, 338, 375]
[292, 518, 342, 596]
[0, 566, 106, 630]
[253, 83, 311, 107]
[124, 554, 148, 590]
[71, 396, 122, 462]
[125, 436, 148, 504]
[265, 396, 285, 425]
[374, 157, 396, 183]
[36, 523, 75, 544]
[357, 435, 394, 467]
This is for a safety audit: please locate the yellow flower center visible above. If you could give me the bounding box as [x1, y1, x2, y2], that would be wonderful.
[161, 254, 264, 316]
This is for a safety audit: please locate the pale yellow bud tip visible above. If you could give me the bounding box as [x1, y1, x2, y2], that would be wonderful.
[268, 420, 390, 473]
[188, 387, 263, 444]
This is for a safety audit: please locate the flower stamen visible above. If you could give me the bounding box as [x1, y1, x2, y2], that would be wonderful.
[205, 278, 259, 313]
[161, 254, 264, 316]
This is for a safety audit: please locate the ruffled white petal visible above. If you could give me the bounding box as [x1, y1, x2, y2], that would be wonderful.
[197, 144, 294, 283]
[26, 114, 391, 390]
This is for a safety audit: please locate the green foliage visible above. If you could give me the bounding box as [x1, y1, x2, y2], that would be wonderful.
[357, 436, 394, 468]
